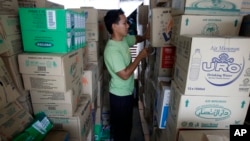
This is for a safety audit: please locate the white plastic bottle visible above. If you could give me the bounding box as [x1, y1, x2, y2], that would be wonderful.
[189, 49, 202, 81]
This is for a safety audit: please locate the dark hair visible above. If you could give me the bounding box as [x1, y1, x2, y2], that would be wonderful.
[104, 9, 125, 34]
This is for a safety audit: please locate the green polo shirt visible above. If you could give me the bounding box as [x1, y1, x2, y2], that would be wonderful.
[104, 35, 136, 96]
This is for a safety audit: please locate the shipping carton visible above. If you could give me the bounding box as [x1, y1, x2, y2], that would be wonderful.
[0, 0, 19, 14]
[0, 58, 20, 109]
[155, 81, 171, 129]
[19, 8, 85, 53]
[242, 0, 250, 9]
[171, 0, 242, 15]
[19, 48, 83, 92]
[82, 63, 98, 101]
[169, 81, 250, 130]
[150, 8, 172, 47]
[171, 15, 242, 45]
[174, 35, 250, 96]
[0, 34, 22, 56]
[178, 130, 229, 141]
[0, 15, 20, 36]
[49, 95, 91, 141]
[154, 46, 176, 77]
[0, 110, 33, 141]
[18, 0, 64, 8]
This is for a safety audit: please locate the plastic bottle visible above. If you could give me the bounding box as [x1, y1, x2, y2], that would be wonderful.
[189, 49, 202, 81]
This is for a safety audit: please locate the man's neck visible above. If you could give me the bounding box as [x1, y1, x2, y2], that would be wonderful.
[111, 33, 124, 41]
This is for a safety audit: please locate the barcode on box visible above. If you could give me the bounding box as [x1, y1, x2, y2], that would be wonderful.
[38, 66, 46, 72]
[48, 106, 56, 110]
[46, 10, 56, 29]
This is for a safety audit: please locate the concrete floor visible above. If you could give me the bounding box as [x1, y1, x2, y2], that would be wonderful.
[130, 99, 145, 141]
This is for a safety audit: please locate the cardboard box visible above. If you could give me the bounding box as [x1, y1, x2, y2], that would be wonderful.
[30, 80, 81, 105]
[169, 81, 250, 130]
[242, 0, 250, 9]
[31, 78, 81, 117]
[86, 23, 98, 41]
[18, 0, 64, 8]
[178, 130, 229, 141]
[150, 8, 172, 47]
[32, 102, 76, 117]
[49, 95, 91, 141]
[171, 15, 243, 46]
[2, 54, 25, 92]
[174, 35, 250, 96]
[0, 34, 23, 56]
[19, 48, 83, 92]
[171, 0, 242, 15]
[154, 46, 176, 77]
[82, 63, 98, 101]
[0, 0, 19, 14]
[19, 8, 85, 53]
[87, 41, 100, 62]
[0, 110, 34, 141]
[155, 81, 171, 129]
[0, 15, 20, 36]
[0, 101, 23, 125]
[80, 7, 98, 24]
[0, 58, 20, 109]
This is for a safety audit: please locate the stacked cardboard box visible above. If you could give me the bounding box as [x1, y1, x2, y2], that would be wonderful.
[167, 0, 250, 141]
[16, 6, 93, 141]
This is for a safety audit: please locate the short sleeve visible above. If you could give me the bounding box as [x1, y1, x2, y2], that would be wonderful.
[125, 35, 136, 47]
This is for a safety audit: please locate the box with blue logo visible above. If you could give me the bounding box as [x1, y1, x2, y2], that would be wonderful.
[19, 8, 86, 53]
[172, 0, 243, 16]
[174, 35, 250, 96]
[155, 81, 171, 129]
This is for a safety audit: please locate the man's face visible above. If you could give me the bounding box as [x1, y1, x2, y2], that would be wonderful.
[114, 14, 129, 36]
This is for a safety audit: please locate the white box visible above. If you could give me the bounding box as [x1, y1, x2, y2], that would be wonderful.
[156, 81, 171, 129]
[171, 15, 243, 46]
[19, 48, 83, 92]
[82, 63, 98, 101]
[171, 0, 242, 16]
[174, 35, 250, 96]
[49, 95, 91, 141]
[169, 81, 250, 129]
[150, 8, 172, 47]
[178, 130, 229, 141]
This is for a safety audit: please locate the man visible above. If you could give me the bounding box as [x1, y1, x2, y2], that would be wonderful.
[104, 9, 150, 141]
